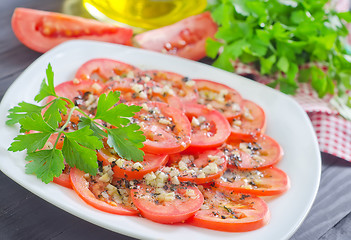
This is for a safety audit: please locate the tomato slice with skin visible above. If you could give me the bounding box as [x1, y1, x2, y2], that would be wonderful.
[47, 79, 105, 116]
[75, 58, 141, 82]
[223, 135, 283, 169]
[132, 102, 191, 154]
[187, 186, 270, 232]
[215, 167, 290, 196]
[168, 149, 227, 184]
[134, 12, 217, 61]
[131, 183, 204, 224]
[142, 70, 198, 104]
[194, 79, 243, 119]
[104, 78, 184, 110]
[12, 8, 133, 53]
[97, 148, 168, 180]
[70, 168, 138, 215]
[53, 166, 72, 189]
[230, 100, 266, 141]
[184, 103, 231, 152]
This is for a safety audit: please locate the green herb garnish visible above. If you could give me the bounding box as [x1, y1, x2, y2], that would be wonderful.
[7, 63, 145, 183]
[207, 0, 351, 119]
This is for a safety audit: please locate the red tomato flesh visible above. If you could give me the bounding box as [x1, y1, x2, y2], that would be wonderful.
[75, 58, 141, 82]
[53, 166, 72, 189]
[168, 149, 227, 184]
[194, 79, 243, 119]
[12, 8, 133, 53]
[104, 78, 184, 110]
[47, 79, 105, 116]
[187, 187, 270, 232]
[230, 100, 266, 141]
[223, 135, 283, 169]
[132, 102, 191, 154]
[70, 168, 138, 215]
[97, 148, 168, 180]
[134, 12, 217, 60]
[215, 167, 290, 196]
[184, 103, 231, 152]
[131, 183, 204, 224]
[142, 70, 198, 104]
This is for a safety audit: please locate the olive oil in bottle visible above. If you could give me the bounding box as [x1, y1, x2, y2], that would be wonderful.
[82, 0, 207, 31]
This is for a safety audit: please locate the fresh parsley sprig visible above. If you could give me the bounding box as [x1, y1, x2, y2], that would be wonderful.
[207, 0, 351, 120]
[7, 64, 145, 183]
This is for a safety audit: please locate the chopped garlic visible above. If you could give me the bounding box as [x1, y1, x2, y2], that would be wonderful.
[99, 173, 110, 183]
[132, 162, 144, 171]
[116, 158, 125, 168]
[159, 118, 171, 125]
[191, 117, 200, 127]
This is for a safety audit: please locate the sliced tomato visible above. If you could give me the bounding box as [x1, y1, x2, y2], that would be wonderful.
[168, 149, 227, 184]
[223, 135, 283, 169]
[53, 165, 72, 189]
[131, 183, 204, 224]
[75, 58, 141, 82]
[184, 103, 231, 152]
[134, 12, 217, 60]
[215, 167, 290, 196]
[12, 8, 133, 53]
[194, 79, 243, 119]
[142, 70, 198, 103]
[47, 79, 105, 116]
[187, 186, 270, 232]
[105, 78, 184, 110]
[132, 102, 191, 154]
[97, 148, 168, 180]
[230, 100, 266, 141]
[70, 168, 138, 215]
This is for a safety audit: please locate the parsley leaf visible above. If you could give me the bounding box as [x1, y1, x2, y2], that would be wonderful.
[25, 149, 65, 184]
[107, 124, 145, 162]
[43, 98, 67, 129]
[62, 127, 102, 176]
[8, 132, 51, 153]
[208, 0, 351, 118]
[7, 63, 145, 183]
[78, 117, 107, 140]
[95, 91, 142, 127]
[34, 64, 57, 102]
[7, 102, 43, 125]
[19, 113, 55, 133]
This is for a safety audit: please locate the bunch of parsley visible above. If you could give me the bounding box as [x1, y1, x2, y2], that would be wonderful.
[206, 0, 351, 119]
[6, 64, 145, 183]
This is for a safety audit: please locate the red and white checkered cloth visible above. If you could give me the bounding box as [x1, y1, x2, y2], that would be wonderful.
[233, 60, 351, 162]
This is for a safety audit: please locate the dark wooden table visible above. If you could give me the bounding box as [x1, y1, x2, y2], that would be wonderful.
[1, 1, 351, 239]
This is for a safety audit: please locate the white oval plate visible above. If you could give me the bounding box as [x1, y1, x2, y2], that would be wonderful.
[0, 40, 321, 240]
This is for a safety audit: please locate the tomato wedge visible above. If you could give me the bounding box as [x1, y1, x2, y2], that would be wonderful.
[187, 186, 270, 232]
[184, 103, 231, 152]
[70, 168, 138, 215]
[168, 149, 227, 184]
[12, 8, 133, 53]
[134, 12, 217, 60]
[142, 70, 198, 103]
[97, 148, 168, 180]
[132, 102, 191, 154]
[194, 79, 243, 119]
[230, 100, 266, 141]
[75, 58, 141, 82]
[131, 183, 204, 224]
[215, 167, 290, 196]
[223, 135, 283, 169]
